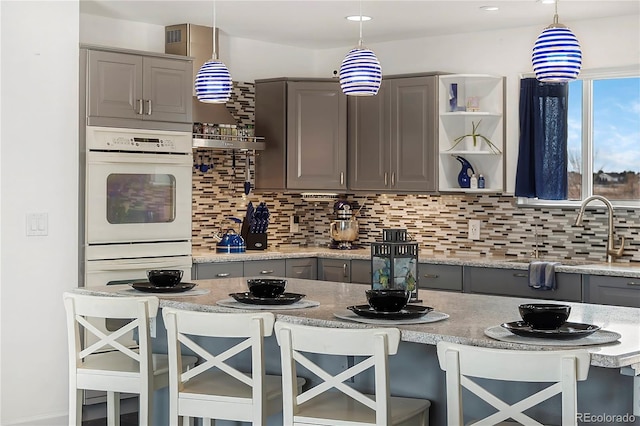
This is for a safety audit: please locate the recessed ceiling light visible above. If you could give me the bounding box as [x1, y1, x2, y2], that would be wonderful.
[480, 6, 499, 12]
[346, 15, 372, 22]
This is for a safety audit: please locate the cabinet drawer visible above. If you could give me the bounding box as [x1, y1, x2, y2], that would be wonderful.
[285, 258, 318, 280]
[583, 275, 640, 308]
[418, 263, 462, 292]
[463, 266, 581, 302]
[194, 262, 243, 280]
[244, 259, 286, 278]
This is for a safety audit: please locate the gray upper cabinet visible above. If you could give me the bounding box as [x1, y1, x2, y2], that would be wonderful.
[255, 79, 347, 191]
[348, 75, 438, 192]
[85, 48, 192, 128]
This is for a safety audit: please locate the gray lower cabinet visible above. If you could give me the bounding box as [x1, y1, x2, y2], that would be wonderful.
[418, 263, 462, 292]
[243, 259, 286, 278]
[318, 258, 351, 282]
[193, 262, 244, 280]
[350, 259, 372, 285]
[463, 266, 582, 302]
[285, 258, 318, 280]
[255, 78, 347, 191]
[583, 274, 640, 307]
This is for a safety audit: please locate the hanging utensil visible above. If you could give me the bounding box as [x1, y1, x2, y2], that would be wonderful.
[228, 150, 236, 191]
[244, 151, 251, 195]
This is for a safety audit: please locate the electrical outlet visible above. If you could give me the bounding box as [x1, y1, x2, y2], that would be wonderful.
[468, 219, 481, 240]
[290, 215, 300, 233]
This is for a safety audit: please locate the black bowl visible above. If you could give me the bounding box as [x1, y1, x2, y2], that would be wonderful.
[147, 269, 183, 287]
[365, 289, 411, 313]
[518, 303, 571, 330]
[247, 278, 287, 298]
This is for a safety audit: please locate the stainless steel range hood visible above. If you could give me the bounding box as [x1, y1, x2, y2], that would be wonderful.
[165, 23, 237, 126]
[166, 23, 264, 150]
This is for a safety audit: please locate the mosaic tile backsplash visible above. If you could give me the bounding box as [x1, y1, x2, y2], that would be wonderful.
[192, 82, 640, 264]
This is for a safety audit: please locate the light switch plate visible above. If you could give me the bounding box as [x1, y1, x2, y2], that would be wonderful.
[26, 213, 48, 236]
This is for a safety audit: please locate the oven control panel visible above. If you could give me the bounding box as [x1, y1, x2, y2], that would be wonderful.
[86, 126, 192, 154]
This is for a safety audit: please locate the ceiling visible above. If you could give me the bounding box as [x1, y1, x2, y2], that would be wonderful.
[79, 0, 640, 49]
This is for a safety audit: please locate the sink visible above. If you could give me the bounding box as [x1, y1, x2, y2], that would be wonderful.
[502, 259, 597, 266]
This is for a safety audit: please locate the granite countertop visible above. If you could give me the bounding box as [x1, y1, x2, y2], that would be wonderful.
[75, 277, 640, 369]
[192, 247, 640, 278]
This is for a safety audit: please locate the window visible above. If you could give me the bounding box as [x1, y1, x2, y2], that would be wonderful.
[519, 66, 640, 208]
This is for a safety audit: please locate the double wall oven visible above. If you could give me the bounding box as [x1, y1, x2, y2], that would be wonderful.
[81, 126, 193, 404]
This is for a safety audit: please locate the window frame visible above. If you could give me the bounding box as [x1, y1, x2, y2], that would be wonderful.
[517, 65, 640, 209]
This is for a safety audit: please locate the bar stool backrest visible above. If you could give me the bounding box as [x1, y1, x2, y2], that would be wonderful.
[436, 341, 591, 426]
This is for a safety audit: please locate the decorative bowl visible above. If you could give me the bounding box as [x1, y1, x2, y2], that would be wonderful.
[365, 289, 411, 313]
[247, 278, 287, 298]
[518, 303, 571, 330]
[147, 269, 183, 287]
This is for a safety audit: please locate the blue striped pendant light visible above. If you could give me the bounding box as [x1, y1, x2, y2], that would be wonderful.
[532, 1, 581, 82]
[339, 2, 382, 96]
[195, 0, 232, 103]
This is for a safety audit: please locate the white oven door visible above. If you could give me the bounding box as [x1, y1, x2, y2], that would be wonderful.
[86, 151, 192, 245]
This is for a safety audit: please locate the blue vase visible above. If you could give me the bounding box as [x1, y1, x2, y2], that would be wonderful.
[455, 156, 475, 188]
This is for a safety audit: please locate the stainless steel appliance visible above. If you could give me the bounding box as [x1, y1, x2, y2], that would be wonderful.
[81, 126, 193, 404]
[329, 201, 360, 249]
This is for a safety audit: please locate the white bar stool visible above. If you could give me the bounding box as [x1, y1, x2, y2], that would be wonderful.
[63, 292, 197, 426]
[436, 341, 591, 425]
[275, 321, 431, 426]
[162, 308, 304, 425]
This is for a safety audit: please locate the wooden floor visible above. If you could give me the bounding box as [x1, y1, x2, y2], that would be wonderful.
[82, 412, 138, 426]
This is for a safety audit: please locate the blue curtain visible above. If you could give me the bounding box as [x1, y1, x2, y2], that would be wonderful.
[515, 78, 568, 200]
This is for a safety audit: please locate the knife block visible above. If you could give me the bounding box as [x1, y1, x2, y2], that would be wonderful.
[241, 219, 267, 250]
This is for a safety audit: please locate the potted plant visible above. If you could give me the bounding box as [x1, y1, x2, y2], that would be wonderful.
[447, 120, 501, 154]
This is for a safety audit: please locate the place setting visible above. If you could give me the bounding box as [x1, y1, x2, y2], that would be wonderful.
[216, 278, 320, 310]
[334, 288, 449, 325]
[484, 303, 622, 347]
[119, 270, 210, 296]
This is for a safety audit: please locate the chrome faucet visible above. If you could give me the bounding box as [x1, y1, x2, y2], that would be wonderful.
[573, 195, 625, 263]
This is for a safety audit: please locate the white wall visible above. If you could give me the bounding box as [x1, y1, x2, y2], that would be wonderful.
[1, 1, 79, 424]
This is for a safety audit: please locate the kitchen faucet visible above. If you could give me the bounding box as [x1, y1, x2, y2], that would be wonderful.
[573, 195, 625, 263]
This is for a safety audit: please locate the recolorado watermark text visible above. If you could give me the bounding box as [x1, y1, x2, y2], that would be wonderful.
[577, 412, 636, 423]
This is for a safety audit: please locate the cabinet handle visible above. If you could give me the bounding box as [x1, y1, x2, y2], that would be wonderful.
[340, 172, 344, 185]
[216, 273, 230, 277]
[343, 263, 348, 277]
[136, 99, 143, 115]
[146, 100, 152, 115]
[513, 273, 528, 278]
[423, 274, 439, 279]
[384, 172, 388, 186]
[260, 270, 274, 275]
[627, 281, 640, 286]
[391, 172, 396, 186]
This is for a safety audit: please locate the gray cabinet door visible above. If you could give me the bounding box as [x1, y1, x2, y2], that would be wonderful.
[286, 81, 347, 190]
[389, 76, 438, 192]
[348, 76, 437, 192]
[143, 56, 192, 123]
[255, 80, 287, 190]
[286, 258, 318, 280]
[318, 258, 350, 282]
[463, 266, 581, 302]
[348, 82, 388, 190]
[243, 259, 286, 278]
[418, 263, 463, 292]
[583, 275, 640, 307]
[88, 50, 143, 120]
[87, 50, 191, 124]
[350, 259, 372, 285]
[194, 262, 244, 280]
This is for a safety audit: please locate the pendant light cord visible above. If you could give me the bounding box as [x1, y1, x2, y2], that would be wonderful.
[358, 0, 363, 47]
[212, 0, 218, 60]
[553, 0, 559, 25]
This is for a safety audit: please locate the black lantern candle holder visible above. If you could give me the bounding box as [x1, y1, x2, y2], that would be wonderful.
[371, 229, 419, 301]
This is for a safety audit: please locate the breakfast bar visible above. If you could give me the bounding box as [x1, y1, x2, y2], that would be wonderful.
[76, 277, 640, 425]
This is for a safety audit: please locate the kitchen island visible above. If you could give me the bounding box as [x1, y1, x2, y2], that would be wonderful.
[76, 277, 640, 425]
